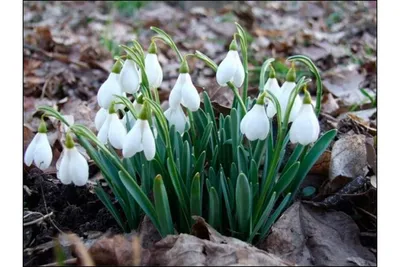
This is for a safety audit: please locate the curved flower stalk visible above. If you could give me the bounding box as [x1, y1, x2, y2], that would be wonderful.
[216, 39, 245, 88]
[145, 41, 163, 89]
[278, 64, 302, 122]
[24, 118, 53, 170]
[240, 92, 270, 141]
[263, 67, 281, 118]
[57, 132, 89, 186]
[97, 61, 125, 109]
[169, 60, 200, 112]
[123, 101, 156, 160]
[119, 58, 141, 94]
[97, 102, 127, 149]
[289, 89, 320, 145]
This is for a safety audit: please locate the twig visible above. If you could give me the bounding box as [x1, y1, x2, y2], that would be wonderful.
[41, 257, 77, 266]
[40, 182, 65, 234]
[23, 212, 54, 226]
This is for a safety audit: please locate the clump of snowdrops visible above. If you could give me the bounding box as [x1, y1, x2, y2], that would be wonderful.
[25, 23, 336, 243]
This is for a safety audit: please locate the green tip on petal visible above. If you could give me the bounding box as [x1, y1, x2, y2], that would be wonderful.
[148, 41, 157, 54]
[303, 86, 312, 104]
[256, 92, 267, 105]
[111, 60, 123, 74]
[108, 101, 117, 114]
[229, 39, 238, 51]
[179, 59, 190, 74]
[138, 101, 151, 120]
[136, 93, 144, 104]
[286, 62, 296, 82]
[65, 132, 75, 149]
[38, 118, 47, 133]
[269, 66, 276, 79]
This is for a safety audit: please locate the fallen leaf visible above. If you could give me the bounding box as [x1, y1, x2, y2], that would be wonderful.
[309, 151, 331, 176]
[329, 134, 369, 180]
[262, 202, 376, 266]
[321, 93, 340, 115]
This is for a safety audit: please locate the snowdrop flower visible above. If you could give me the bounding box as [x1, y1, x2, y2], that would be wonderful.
[164, 104, 189, 134]
[97, 61, 124, 109]
[277, 65, 302, 122]
[122, 98, 143, 128]
[97, 102, 127, 149]
[123, 102, 156, 160]
[95, 108, 108, 131]
[145, 41, 163, 89]
[119, 59, 141, 94]
[263, 67, 281, 118]
[57, 133, 89, 186]
[289, 89, 320, 145]
[240, 93, 270, 141]
[168, 60, 200, 111]
[216, 39, 245, 87]
[24, 119, 53, 170]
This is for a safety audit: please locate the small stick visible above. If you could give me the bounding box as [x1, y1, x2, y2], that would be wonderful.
[41, 257, 77, 266]
[23, 212, 54, 226]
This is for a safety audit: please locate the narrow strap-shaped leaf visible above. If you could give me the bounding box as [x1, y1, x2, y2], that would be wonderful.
[166, 157, 190, 218]
[236, 173, 251, 235]
[282, 144, 304, 174]
[208, 187, 220, 229]
[182, 141, 192, 192]
[259, 193, 291, 241]
[119, 171, 162, 233]
[220, 170, 234, 231]
[274, 162, 300, 197]
[203, 91, 217, 133]
[230, 108, 239, 163]
[237, 146, 248, 175]
[197, 122, 213, 156]
[248, 192, 277, 243]
[253, 139, 268, 168]
[192, 151, 206, 178]
[190, 173, 202, 218]
[153, 175, 174, 237]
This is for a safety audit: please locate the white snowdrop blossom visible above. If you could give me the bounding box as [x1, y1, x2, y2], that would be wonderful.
[119, 59, 141, 94]
[24, 120, 52, 170]
[289, 91, 320, 145]
[164, 104, 188, 134]
[97, 72, 124, 109]
[240, 99, 270, 141]
[145, 41, 163, 89]
[57, 134, 89, 186]
[216, 40, 245, 87]
[278, 81, 302, 123]
[97, 112, 127, 149]
[95, 108, 108, 131]
[123, 119, 156, 160]
[122, 99, 143, 128]
[263, 76, 281, 118]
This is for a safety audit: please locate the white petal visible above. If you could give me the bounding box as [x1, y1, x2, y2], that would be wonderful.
[242, 104, 270, 141]
[232, 54, 245, 87]
[278, 81, 296, 122]
[263, 78, 281, 96]
[145, 54, 163, 89]
[97, 114, 111, 144]
[169, 74, 183, 108]
[57, 148, 72, 184]
[123, 119, 144, 158]
[133, 100, 143, 114]
[68, 147, 89, 186]
[216, 50, 238, 86]
[24, 133, 40, 166]
[180, 74, 200, 111]
[108, 114, 127, 149]
[97, 73, 122, 109]
[289, 95, 302, 122]
[142, 120, 156, 160]
[123, 111, 136, 129]
[33, 133, 53, 170]
[119, 59, 141, 94]
[164, 105, 187, 134]
[95, 108, 108, 131]
[289, 104, 320, 145]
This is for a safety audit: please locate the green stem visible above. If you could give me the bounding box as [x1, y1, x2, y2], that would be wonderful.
[228, 82, 247, 114]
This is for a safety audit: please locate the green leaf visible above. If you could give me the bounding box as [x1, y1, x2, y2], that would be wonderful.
[197, 122, 213, 155]
[236, 173, 251, 235]
[253, 139, 268, 168]
[282, 144, 304, 174]
[153, 175, 174, 236]
[274, 162, 300, 197]
[248, 192, 276, 243]
[208, 187, 220, 229]
[287, 129, 337, 197]
[237, 146, 248, 175]
[203, 91, 217, 133]
[193, 151, 206, 178]
[190, 173, 202, 218]
[166, 157, 190, 218]
[182, 141, 192, 192]
[119, 171, 161, 233]
[220, 170, 234, 231]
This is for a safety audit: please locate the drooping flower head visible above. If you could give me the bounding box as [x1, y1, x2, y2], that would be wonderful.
[277, 63, 302, 122]
[263, 67, 281, 118]
[24, 117, 53, 170]
[97, 101, 127, 149]
[240, 92, 270, 141]
[97, 60, 124, 109]
[57, 132, 89, 186]
[216, 39, 245, 87]
[164, 104, 189, 134]
[119, 58, 141, 94]
[289, 87, 320, 145]
[123, 101, 156, 160]
[145, 41, 163, 89]
[168, 59, 200, 112]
